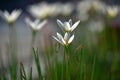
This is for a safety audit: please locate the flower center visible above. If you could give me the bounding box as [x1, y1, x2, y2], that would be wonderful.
[65, 39, 68, 45]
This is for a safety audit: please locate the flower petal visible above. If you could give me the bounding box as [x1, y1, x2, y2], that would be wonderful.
[57, 32, 66, 45]
[68, 34, 74, 44]
[25, 17, 35, 30]
[0, 10, 7, 21]
[37, 20, 47, 30]
[52, 36, 63, 45]
[34, 19, 40, 25]
[10, 10, 21, 21]
[69, 19, 72, 26]
[64, 22, 71, 31]
[71, 20, 80, 31]
[57, 19, 64, 30]
[64, 32, 70, 41]
[4, 10, 10, 20]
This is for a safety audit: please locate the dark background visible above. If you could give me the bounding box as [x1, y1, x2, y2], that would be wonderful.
[0, 0, 71, 11]
[0, 0, 120, 11]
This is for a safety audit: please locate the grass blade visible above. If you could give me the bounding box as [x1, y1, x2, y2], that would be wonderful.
[33, 48, 43, 80]
[91, 54, 96, 80]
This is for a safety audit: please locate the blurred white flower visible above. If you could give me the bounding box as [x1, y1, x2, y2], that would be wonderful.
[0, 9, 21, 25]
[77, 0, 106, 21]
[106, 6, 119, 18]
[59, 3, 74, 16]
[57, 19, 80, 32]
[88, 20, 104, 33]
[53, 32, 74, 46]
[25, 17, 47, 31]
[28, 2, 74, 18]
[28, 2, 56, 19]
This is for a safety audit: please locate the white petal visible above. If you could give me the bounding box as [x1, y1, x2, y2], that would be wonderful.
[16, 10, 21, 18]
[57, 32, 66, 45]
[64, 22, 71, 31]
[25, 17, 32, 26]
[34, 19, 40, 25]
[0, 10, 7, 21]
[68, 34, 74, 44]
[69, 19, 72, 26]
[25, 17, 35, 29]
[52, 36, 63, 45]
[64, 32, 70, 41]
[37, 20, 47, 30]
[10, 10, 21, 21]
[11, 10, 17, 17]
[71, 20, 80, 31]
[57, 19, 64, 30]
[57, 32, 63, 39]
[4, 10, 10, 20]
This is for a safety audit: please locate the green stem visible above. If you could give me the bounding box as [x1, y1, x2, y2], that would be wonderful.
[64, 46, 69, 64]
[9, 25, 17, 80]
[91, 54, 96, 80]
[64, 45, 70, 80]
[32, 31, 37, 47]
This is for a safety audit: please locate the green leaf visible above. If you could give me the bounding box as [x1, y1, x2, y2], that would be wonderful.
[33, 48, 43, 80]
[29, 67, 32, 80]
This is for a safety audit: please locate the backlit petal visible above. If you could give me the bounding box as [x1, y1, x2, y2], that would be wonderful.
[69, 19, 72, 26]
[68, 34, 74, 43]
[57, 19, 64, 30]
[37, 20, 47, 30]
[57, 32, 66, 45]
[71, 20, 80, 31]
[64, 32, 70, 41]
[52, 36, 63, 45]
[64, 22, 71, 31]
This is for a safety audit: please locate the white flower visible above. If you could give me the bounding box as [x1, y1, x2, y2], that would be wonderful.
[57, 19, 80, 32]
[53, 32, 74, 46]
[0, 9, 21, 24]
[58, 3, 74, 16]
[28, 2, 56, 19]
[88, 20, 104, 33]
[28, 2, 74, 18]
[76, 0, 106, 21]
[25, 17, 47, 31]
[106, 6, 119, 18]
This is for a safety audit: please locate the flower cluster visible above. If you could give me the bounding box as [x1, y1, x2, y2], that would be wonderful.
[53, 19, 80, 46]
[57, 19, 80, 32]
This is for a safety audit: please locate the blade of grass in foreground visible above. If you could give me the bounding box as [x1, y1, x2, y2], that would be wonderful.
[29, 67, 32, 80]
[9, 57, 17, 80]
[33, 48, 43, 80]
[91, 54, 96, 80]
[20, 62, 27, 80]
[0, 72, 7, 80]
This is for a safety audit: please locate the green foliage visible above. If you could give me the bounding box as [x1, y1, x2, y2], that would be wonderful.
[33, 48, 43, 80]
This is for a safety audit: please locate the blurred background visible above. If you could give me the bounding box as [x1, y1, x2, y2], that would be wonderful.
[0, 0, 120, 80]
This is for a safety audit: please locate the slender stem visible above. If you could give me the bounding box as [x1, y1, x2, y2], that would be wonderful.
[64, 45, 70, 80]
[31, 31, 37, 47]
[9, 24, 18, 80]
[61, 47, 65, 80]
[64, 46, 69, 64]
[9, 25, 15, 62]
[29, 31, 37, 63]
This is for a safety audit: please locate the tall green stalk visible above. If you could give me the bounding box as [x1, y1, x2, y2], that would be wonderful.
[91, 54, 96, 80]
[8, 23, 17, 80]
[64, 45, 70, 80]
